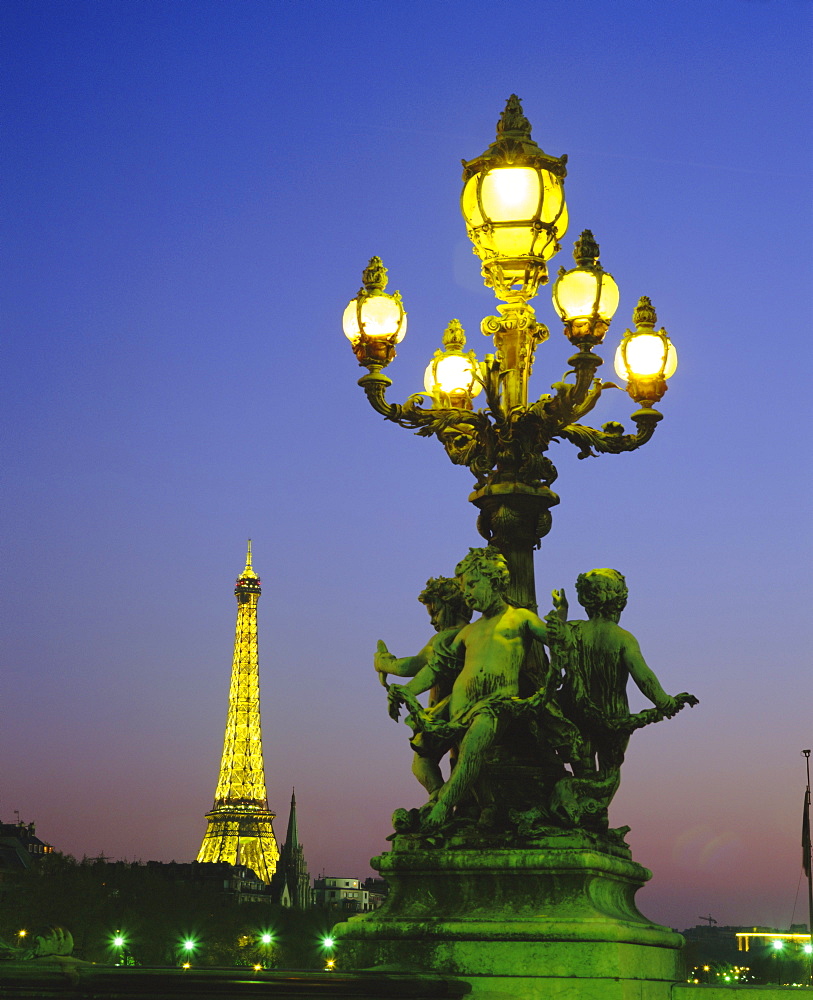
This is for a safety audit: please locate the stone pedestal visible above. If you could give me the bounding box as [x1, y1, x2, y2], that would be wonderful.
[334, 831, 684, 998]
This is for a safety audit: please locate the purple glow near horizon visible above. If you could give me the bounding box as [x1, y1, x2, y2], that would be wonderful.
[2, 1, 811, 931]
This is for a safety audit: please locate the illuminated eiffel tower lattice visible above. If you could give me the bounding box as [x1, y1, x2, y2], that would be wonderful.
[196, 541, 279, 882]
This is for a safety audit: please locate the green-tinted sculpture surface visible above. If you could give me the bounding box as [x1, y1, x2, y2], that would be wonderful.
[381, 549, 696, 843]
[375, 576, 472, 800]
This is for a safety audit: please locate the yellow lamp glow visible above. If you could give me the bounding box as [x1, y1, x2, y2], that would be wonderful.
[615, 333, 677, 380]
[423, 320, 482, 408]
[342, 293, 406, 344]
[343, 257, 407, 371]
[552, 230, 619, 346]
[614, 296, 677, 405]
[461, 95, 568, 301]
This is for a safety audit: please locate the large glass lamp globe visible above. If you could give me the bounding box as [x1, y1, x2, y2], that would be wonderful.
[461, 95, 568, 302]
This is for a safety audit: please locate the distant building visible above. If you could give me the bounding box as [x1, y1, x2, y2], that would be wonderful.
[0, 819, 54, 884]
[146, 860, 271, 904]
[271, 789, 312, 908]
[736, 926, 811, 952]
[683, 923, 812, 986]
[313, 876, 382, 912]
[362, 876, 388, 909]
[0, 820, 54, 860]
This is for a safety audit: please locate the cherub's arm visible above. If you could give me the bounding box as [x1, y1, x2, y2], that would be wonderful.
[622, 631, 677, 711]
[521, 588, 570, 645]
[402, 628, 464, 694]
[375, 638, 434, 681]
[522, 608, 549, 643]
[387, 629, 465, 720]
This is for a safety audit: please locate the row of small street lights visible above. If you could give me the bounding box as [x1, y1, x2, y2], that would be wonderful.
[105, 929, 336, 970]
[13, 927, 337, 970]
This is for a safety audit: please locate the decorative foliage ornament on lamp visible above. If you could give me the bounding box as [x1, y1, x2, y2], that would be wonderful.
[342, 256, 407, 373]
[552, 230, 619, 348]
[461, 94, 568, 302]
[614, 296, 677, 406]
[423, 320, 483, 409]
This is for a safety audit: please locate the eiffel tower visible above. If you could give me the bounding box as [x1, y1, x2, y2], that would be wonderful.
[196, 541, 279, 882]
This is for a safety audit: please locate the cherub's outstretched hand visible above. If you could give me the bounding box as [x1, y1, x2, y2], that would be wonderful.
[662, 692, 699, 718]
[551, 587, 569, 621]
[375, 639, 396, 686]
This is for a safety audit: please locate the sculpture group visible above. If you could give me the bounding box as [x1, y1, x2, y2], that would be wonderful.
[375, 547, 697, 843]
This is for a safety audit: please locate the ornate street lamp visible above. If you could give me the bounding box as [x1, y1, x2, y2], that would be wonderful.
[342, 95, 677, 608]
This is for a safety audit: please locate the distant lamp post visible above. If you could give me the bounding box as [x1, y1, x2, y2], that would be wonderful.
[111, 932, 126, 965]
[343, 95, 677, 609]
[772, 939, 783, 986]
[423, 320, 482, 409]
[343, 256, 406, 373]
[256, 930, 273, 969]
[180, 937, 196, 968]
[614, 296, 677, 407]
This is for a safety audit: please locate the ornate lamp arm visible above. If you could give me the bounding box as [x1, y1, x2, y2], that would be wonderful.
[358, 371, 399, 419]
[557, 406, 662, 460]
[358, 371, 495, 475]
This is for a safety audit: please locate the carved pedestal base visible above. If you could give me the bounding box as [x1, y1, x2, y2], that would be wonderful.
[334, 832, 684, 999]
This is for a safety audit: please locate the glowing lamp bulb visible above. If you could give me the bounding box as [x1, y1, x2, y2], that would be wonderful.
[772, 939, 783, 950]
[113, 936, 124, 948]
[554, 268, 619, 322]
[613, 297, 676, 406]
[323, 936, 334, 948]
[342, 294, 406, 344]
[480, 167, 540, 222]
[260, 933, 272, 944]
[615, 333, 677, 380]
[424, 354, 482, 400]
[803, 943, 812, 954]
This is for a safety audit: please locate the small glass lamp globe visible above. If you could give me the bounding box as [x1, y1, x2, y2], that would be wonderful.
[343, 257, 407, 371]
[614, 296, 677, 405]
[552, 230, 619, 347]
[423, 320, 482, 409]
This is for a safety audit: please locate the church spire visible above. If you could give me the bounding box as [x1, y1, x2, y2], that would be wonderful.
[285, 788, 299, 850]
[272, 788, 311, 908]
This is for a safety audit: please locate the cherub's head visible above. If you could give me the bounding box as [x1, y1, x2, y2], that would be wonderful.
[455, 546, 510, 612]
[418, 576, 472, 632]
[575, 568, 628, 622]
